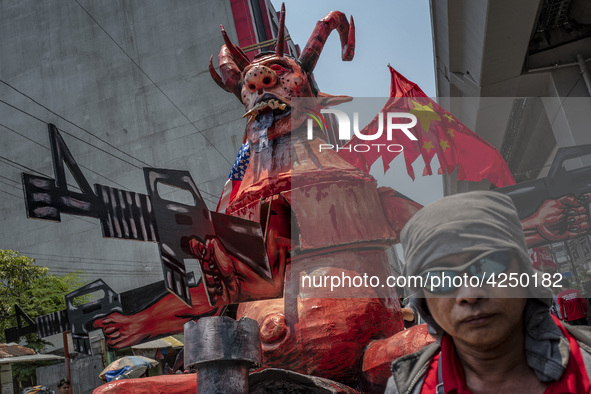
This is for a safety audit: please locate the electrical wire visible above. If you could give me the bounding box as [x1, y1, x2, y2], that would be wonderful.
[0, 3, 256, 256]
[0, 79, 151, 168]
[26, 255, 171, 276]
[26, 260, 160, 272]
[38, 258, 159, 270]
[73, 0, 233, 167]
[1, 62, 236, 200]
[0, 107, 224, 204]
[0, 216, 97, 242]
[0, 143, 218, 205]
[0, 179, 21, 191]
[199, 188, 223, 201]
[0, 122, 130, 192]
[0, 153, 127, 193]
[0, 154, 47, 177]
[0, 188, 21, 199]
[0, 99, 144, 173]
[0, 174, 20, 186]
[0, 158, 217, 226]
[21, 251, 160, 265]
[47, 268, 157, 277]
[0, 121, 48, 150]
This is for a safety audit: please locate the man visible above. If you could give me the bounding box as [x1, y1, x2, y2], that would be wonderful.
[557, 279, 588, 326]
[57, 379, 70, 394]
[386, 191, 591, 393]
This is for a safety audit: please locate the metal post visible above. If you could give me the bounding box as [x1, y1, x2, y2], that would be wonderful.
[184, 316, 261, 394]
[63, 331, 72, 394]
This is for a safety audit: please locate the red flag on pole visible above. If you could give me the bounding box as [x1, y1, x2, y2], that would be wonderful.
[338, 66, 515, 188]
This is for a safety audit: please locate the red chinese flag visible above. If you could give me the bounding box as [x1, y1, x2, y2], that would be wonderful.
[339, 66, 515, 187]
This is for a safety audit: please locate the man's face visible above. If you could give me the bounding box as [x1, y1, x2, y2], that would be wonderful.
[423, 251, 527, 350]
[240, 54, 315, 144]
[58, 383, 70, 394]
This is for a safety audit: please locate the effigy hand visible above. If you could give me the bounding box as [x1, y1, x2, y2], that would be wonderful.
[93, 312, 151, 348]
[93, 288, 220, 349]
[186, 237, 240, 305]
[522, 193, 590, 247]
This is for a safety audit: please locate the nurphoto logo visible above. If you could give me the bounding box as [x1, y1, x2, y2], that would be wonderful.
[306, 109, 418, 153]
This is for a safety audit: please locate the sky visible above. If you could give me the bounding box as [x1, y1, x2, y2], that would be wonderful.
[269, 0, 443, 205]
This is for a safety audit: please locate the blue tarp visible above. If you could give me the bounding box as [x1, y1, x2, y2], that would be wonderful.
[105, 366, 130, 382]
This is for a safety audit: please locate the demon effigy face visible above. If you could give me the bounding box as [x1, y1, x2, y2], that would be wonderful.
[210, 5, 356, 146]
[240, 54, 314, 144]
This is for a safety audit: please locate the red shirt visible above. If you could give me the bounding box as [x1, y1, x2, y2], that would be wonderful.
[421, 317, 590, 393]
[558, 288, 587, 321]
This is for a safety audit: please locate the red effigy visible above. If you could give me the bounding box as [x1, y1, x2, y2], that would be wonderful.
[209, 4, 431, 390]
[94, 5, 434, 393]
[94, 374, 197, 394]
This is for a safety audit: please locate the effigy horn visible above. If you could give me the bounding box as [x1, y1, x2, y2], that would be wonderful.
[275, 3, 286, 57]
[220, 24, 251, 71]
[209, 45, 244, 99]
[298, 11, 355, 73]
[209, 55, 232, 93]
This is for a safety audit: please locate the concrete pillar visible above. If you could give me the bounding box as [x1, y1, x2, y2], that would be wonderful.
[1, 364, 14, 394]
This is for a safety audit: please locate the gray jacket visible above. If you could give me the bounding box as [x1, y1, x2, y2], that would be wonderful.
[385, 323, 591, 394]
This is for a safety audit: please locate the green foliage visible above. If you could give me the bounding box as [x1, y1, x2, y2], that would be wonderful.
[0, 250, 87, 343]
[12, 362, 41, 385]
[1, 250, 46, 339]
[1, 250, 87, 386]
[24, 272, 88, 318]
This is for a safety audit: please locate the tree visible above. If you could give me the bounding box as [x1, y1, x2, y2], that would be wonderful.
[0, 250, 87, 343]
[1, 250, 87, 388]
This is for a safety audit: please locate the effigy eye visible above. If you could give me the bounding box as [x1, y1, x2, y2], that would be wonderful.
[270, 64, 289, 75]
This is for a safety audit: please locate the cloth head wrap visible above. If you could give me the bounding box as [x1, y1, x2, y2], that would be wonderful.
[402, 191, 569, 382]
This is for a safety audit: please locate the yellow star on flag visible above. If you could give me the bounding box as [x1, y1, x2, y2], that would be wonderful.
[447, 129, 455, 138]
[440, 139, 450, 151]
[444, 113, 454, 123]
[409, 101, 441, 133]
[422, 140, 434, 153]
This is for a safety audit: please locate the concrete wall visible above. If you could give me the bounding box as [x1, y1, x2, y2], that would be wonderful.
[0, 0, 248, 292]
[36, 356, 103, 394]
[432, 0, 591, 195]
